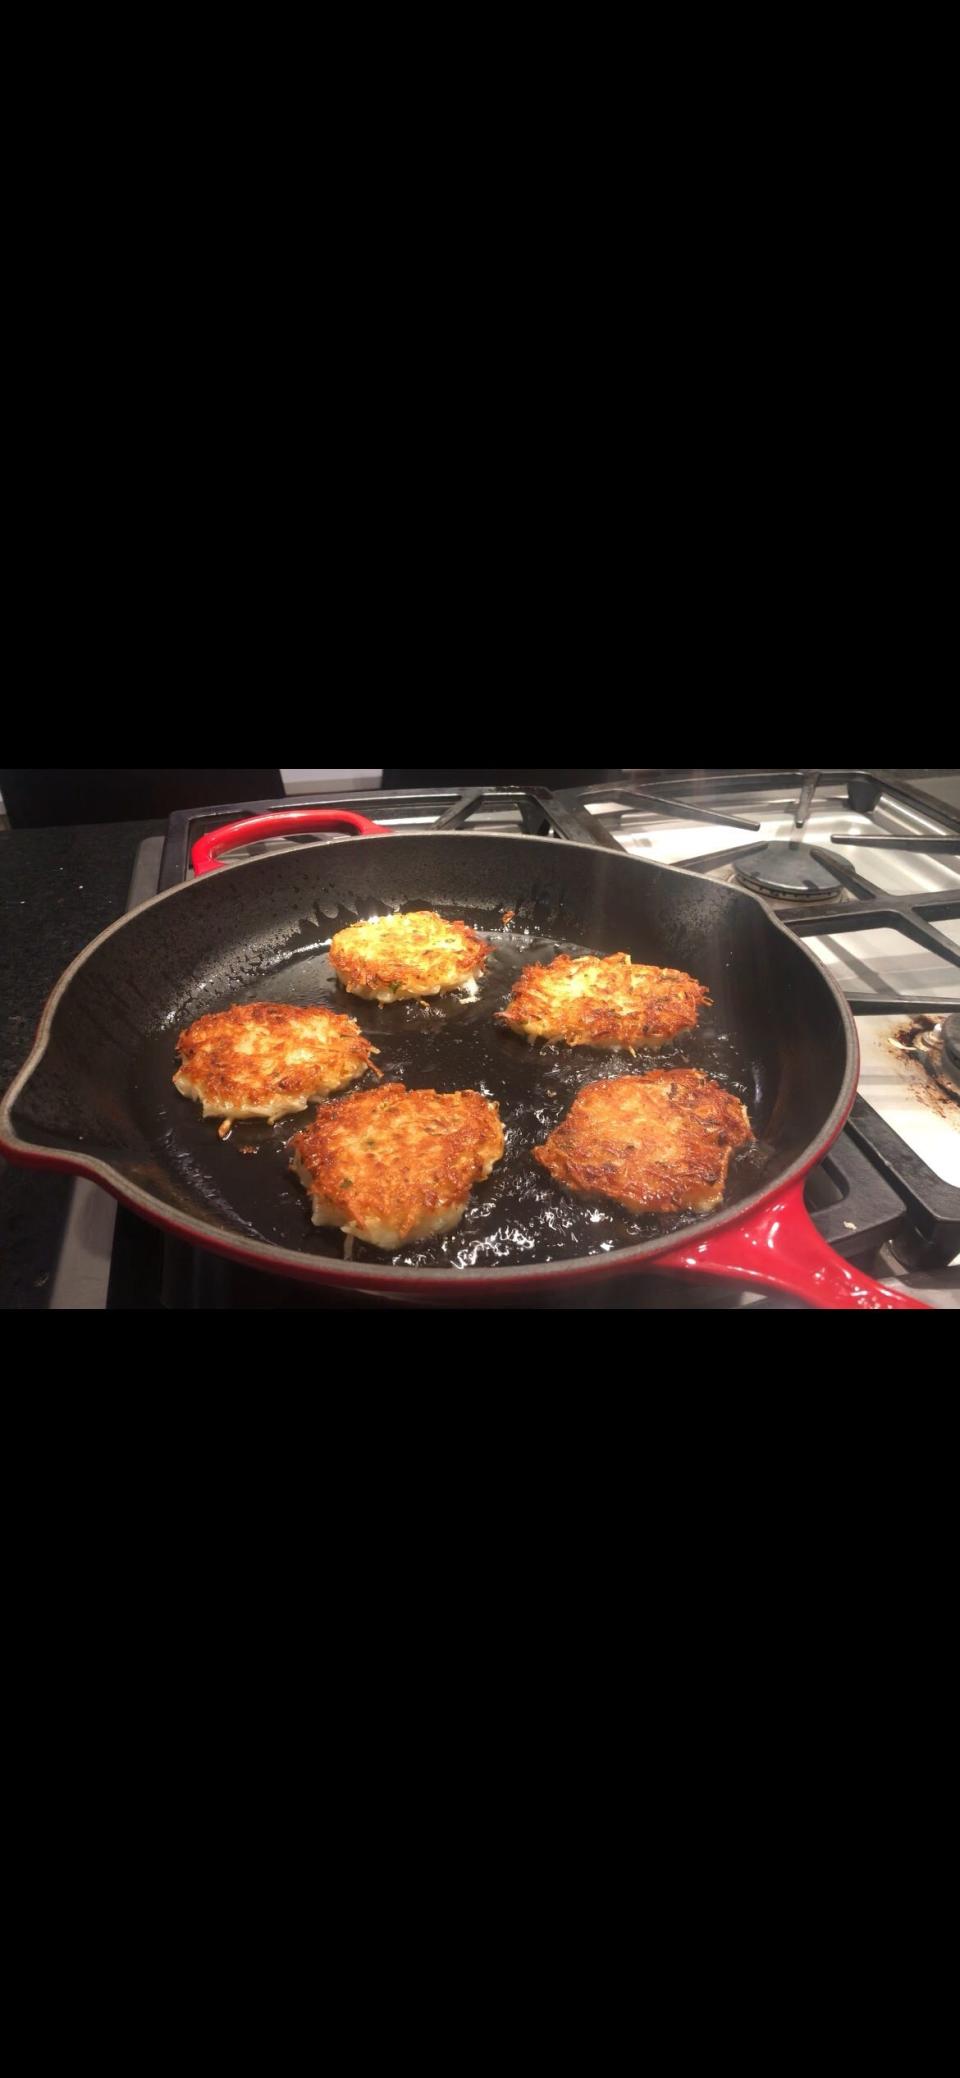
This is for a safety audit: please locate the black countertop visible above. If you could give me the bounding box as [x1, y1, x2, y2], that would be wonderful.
[0, 819, 165, 1308]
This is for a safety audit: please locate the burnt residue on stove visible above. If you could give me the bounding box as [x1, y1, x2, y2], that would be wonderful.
[890, 1015, 960, 1118]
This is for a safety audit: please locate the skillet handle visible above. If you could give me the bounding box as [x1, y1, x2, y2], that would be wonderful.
[656, 1178, 928, 1310]
[192, 808, 388, 876]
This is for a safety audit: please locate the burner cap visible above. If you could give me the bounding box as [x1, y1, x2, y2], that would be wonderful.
[735, 843, 842, 901]
[943, 1014, 960, 1079]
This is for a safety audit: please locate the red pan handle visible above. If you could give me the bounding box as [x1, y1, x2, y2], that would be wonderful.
[657, 1177, 928, 1309]
[192, 808, 388, 877]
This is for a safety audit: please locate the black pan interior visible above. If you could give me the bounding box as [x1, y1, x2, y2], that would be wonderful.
[8, 834, 854, 1273]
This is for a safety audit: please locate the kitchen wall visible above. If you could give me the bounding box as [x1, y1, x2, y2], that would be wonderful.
[0, 773, 383, 824]
[281, 769, 382, 793]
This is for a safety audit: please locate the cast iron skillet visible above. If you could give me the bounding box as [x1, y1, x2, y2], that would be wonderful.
[0, 813, 924, 1307]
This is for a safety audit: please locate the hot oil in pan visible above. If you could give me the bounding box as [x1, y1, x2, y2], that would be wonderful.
[144, 926, 772, 1271]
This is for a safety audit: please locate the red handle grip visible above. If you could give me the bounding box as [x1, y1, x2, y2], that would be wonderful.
[191, 808, 388, 877]
[656, 1177, 928, 1309]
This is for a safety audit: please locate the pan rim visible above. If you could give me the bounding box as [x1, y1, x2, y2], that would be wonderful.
[0, 831, 860, 1289]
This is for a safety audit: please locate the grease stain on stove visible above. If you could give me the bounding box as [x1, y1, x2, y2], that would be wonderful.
[889, 1016, 960, 1121]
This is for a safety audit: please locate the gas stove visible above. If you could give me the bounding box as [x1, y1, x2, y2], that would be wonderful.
[49, 775, 960, 1307]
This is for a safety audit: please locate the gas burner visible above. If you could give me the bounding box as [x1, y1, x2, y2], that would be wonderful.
[891, 1015, 960, 1112]
[733, 842, 843, 902]
[944, 1014, 960, 1082]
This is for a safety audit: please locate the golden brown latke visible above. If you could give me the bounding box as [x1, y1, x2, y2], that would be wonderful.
[173, 1001, 377, 1123]
[496, 951, 710, 1050]
[329, 910, 490, 1002]
[290, 1083, 504, 1249]
[534, 1069, 753, 1215]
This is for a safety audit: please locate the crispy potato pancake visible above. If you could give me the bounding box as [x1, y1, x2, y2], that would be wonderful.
[329, 910, 490, 1002]
[291, 1083, 504, 1249]
[174, 1001, 376, 1123]
[534, 1069, 753, 1215]
[497, 951, 709, 1050]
